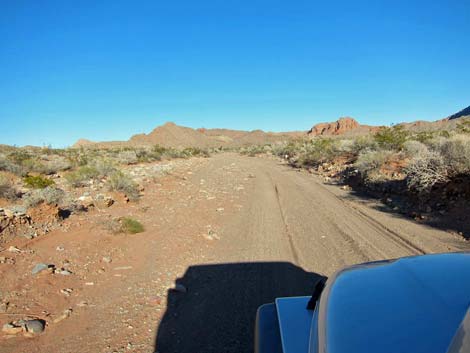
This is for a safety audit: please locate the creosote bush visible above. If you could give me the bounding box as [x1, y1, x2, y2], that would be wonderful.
[23, 175, 55, 189]
[374, 125, 409, 150]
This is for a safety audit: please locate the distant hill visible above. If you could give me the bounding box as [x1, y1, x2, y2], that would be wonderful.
[446, 105, 470, 120]
[73, 122, 303, 149]
[72, 106, 470, 149]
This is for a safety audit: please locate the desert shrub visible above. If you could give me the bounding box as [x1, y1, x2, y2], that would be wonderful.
[104, 217, 144, 234]
[271, 141, 301, 159]
[405, 148, 448, 192]
[91, 159, 117, 177]
[42, 157, 72, 174]
[23, 175, 55, 189]
[414, 131, 436, 143]
[374, 125, 409, 150]
[107, 171, 140, 200]
[0, 173, 17, 200]
[163, 148, 188, 159]
[298, 138, 339, 167]
[436, 134, 470, 175]
[65, 149, 89, 167]
[181, 147, 210, 158]
[240, 145, 266, 157]
[120, 217, 144, 234]
[355, 150, 394, 182]
[23, 187, 65, 208]
[403, 140, 429, 156]
[65, 165, 100, 187]
[457, 118, 470, 134]
[116, 150, 138, 165]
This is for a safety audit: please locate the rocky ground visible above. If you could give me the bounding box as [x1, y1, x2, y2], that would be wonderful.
[0, 153, 468, 353]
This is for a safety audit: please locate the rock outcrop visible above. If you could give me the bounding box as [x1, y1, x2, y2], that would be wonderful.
[308, 117, 380, 136]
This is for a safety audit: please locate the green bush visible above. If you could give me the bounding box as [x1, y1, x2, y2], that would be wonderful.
[65, 166, 100, 187]
[374, 125, 409, 150]
[120, 217, 144, 234]
[23, 175, 55, 189]
[298, 138, 339, 167]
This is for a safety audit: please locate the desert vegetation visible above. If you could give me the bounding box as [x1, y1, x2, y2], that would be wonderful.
[0, 144, 210, 243]
[242, 119, 470, 220]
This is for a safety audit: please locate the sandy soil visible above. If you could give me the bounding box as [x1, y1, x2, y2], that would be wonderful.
[1, 153, 468, 353]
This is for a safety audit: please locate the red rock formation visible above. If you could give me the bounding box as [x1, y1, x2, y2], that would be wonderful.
[308, 117, 360, 136]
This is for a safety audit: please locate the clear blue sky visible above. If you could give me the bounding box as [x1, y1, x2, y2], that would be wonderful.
[1, 0, 469, 147]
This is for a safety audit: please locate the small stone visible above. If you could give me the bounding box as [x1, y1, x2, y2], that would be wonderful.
[3, 209, 14, 218]
[56, 246, 65, 251]
[2, 323, 23, 335]
[0, 301, 9, 313]
[24, 319, 46, 334]
[216, 208, 224, 212]
[85, 282, 94, 286]
[53, 309, 72, 324]
[57, 269, 72, 276]
[32, 263, 52, 275]
[60, 288, 73, 296]
[102, 256, 112, 263]
[76, 301, 88, 307]
[0, 257, 15, 264]
[7, 246, 21, 253]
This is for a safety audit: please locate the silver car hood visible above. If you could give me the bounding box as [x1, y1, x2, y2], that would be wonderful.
[313, 253, 470, 353]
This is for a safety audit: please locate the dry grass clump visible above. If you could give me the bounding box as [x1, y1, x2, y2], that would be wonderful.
[104, 217, 144, 234]
[23, 187, 66, 208]
[0, 173, 18, 200]
[65, 166, 100, 187]
[107, 171, 140, 200]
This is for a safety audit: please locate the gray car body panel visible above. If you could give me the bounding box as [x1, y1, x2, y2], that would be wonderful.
[316, 253, 470, 353]
[256, 253, 470, 353]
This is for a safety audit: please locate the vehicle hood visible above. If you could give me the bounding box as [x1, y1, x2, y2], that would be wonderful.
[315, 253, 470, 353]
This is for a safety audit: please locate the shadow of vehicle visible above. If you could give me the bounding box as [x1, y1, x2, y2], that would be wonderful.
[155, 262, 321, 353]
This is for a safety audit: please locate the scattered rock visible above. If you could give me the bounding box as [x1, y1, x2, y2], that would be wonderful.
[52, 309, 72, 324]
[2, 323, 23, 335]
[60, 288, 73, 297]
[0, 302, 9, 313]
[95, 194, 114, 208]
[0, 256, 15, 264]
[7, 246, 21, 253]
[24, 319, 46, 334]
[56, 269, 72, 276]
[78, 195, 94, 208]
[32, 263, 53, 275]
[201, 229, 220, 241]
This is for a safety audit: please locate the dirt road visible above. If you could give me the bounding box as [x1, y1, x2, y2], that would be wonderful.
[1, 153, 467, 353]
